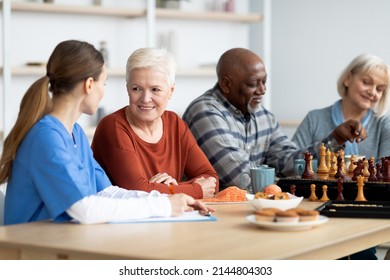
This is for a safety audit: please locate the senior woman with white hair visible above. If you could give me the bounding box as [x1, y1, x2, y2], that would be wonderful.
[92, 48, 219, 199]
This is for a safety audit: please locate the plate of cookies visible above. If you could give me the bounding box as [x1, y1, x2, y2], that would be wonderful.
[246, 208, 329, 231]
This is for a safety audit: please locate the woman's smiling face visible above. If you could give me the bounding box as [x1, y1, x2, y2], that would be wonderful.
[344, 69, 388, 111]
[127, 67, 174, 124]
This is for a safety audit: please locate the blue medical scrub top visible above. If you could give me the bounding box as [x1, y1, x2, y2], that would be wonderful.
[4, 115, 111, 225]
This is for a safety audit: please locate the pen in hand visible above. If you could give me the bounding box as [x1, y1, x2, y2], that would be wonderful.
[199, 210, 211, 216]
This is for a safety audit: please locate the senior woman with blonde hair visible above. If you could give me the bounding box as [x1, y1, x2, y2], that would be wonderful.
[292, 53, 390, 260]
[92, 48, 219, 199]
[292, 53, 390, 160]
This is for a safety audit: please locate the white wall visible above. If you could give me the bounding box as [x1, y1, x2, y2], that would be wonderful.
[6, 0, 387, 140]
[0, 0, 255, 134]
[270, 0, 390, 131]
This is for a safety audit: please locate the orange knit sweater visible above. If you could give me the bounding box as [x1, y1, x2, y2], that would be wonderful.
[92, 107, 219, 199]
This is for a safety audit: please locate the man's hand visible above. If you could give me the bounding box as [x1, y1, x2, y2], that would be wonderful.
[332, 119, 367, 145]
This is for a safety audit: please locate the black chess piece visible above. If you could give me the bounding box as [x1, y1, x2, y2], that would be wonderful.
[352, 159, 364, 181]
[336, 177, 344, 201]
[290, 184, 296, 196]
[383, 159, 390, 182]
[376, 162, 383, 181]
[301, 151, 314, 179]
[368, 158, 377, 181]
[381, 157, 386, 175]
[334, 155, 345, 179]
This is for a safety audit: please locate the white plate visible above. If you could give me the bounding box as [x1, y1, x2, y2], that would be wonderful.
[205, 201, 249, 205]
[246, 214, 329, 231]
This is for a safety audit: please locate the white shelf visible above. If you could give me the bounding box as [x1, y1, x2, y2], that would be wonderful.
[1, 66, 216, 78]
[6, 2, 261, 23]
[1, 0, 263, 140]
[9, 2, 146, 18]
[156, 8, 262, 23]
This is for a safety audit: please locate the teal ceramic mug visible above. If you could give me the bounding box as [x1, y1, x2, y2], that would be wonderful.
[294, 158, 318, 176]
[240, 166, 275, 194]
[294, 159, 305, 176]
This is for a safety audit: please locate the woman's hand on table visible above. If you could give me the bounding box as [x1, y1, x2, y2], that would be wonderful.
[168, 193, 215, 217]
[149, 172, 178, 185]
[194, 176, 217, 198]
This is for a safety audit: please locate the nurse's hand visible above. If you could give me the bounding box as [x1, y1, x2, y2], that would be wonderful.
[168, 193, 215, 217]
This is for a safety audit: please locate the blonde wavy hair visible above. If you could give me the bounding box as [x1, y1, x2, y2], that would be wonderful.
[337, 53, 390, 116]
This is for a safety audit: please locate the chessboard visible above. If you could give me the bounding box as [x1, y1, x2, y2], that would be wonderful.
[279, 144, 390, 201]
[277, 176, 390, 201]
[315, 200, 390, 219]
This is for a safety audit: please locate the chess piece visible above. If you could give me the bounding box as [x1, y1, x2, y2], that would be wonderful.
[301, 151, 314, 179]
[362, 158, 370, 179]
[317, 143, 329, 174]
[308, 184, 318, 202]
[381, 157, 386, 174]
[383, 159, 390, 182]
[320, 185, 329, 202]
[334, 155, 345, 179]
[368, 158, 377, 181]
[317, 172, 329, 180]
[336, 177, 344, 201]
[355, 175, 367, 201]
[338, 150, 346, 174]
[310, 154, 313, 171]
[342, 153, 347, 174]
[290, 185, 296, 196]
[326, 148, 331, 170]
[376, 162, 383, 181]
[351, 159, 364, 181]
[329, 154, 337, 177]
[347, 155, 356, 176]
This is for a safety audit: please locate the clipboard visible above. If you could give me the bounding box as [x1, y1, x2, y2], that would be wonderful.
[111, 210, 217, 224]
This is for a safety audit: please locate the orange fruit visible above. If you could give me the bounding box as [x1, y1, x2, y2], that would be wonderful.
[264, 184, 282, 195]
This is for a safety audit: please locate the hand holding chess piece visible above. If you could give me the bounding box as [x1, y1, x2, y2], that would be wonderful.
[332, 119, 367, 145]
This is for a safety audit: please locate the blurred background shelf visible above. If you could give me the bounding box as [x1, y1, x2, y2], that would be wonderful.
[8, 2, 261, 22]
[1, 66, 216, 78]
[1, 0, 264, 140]
[9, 2, 146, 17]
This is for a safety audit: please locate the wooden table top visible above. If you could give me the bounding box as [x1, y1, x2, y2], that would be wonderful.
[1, 200, 390, 260]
